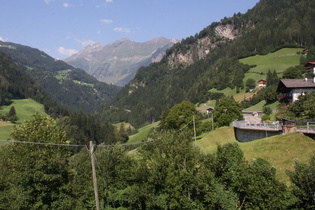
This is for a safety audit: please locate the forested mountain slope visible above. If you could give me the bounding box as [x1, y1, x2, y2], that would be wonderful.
[100, 0, 315, 127]
[0, 50, 79, 121]
[0, 51, 43, 106]
[0, 42, 120, 113]
[0, 50, 123, 146]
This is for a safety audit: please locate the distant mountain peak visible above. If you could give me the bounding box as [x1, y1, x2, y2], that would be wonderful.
[64, 37, 177, 86]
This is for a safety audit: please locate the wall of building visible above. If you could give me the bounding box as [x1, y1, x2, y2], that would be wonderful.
[292, 88, 315, 102]
[234, 127, 283, 142]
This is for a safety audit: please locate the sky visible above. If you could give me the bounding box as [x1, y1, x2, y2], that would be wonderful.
[0, 0, 260, 59]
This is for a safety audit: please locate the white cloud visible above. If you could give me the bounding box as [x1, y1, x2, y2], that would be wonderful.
[114, 27, 132, 34]
[43, 0, 54, 4]
[100, 19, 113, 24]
[96, 0, 113, 8]
[75, 38, 95, 46]
[66, 35, 95, 47]
[0, 36, 4, 42]
[63, 3, 72, 7]
[58, 47, 78, 56]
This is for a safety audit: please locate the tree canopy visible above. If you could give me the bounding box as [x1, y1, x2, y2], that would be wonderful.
[160, 100, 200, 132]
[214, 97, 243, 127]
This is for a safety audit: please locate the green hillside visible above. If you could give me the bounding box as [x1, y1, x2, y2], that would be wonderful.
[210, 48, 303, 99]
[197, 127, 315, 184]
[127, 123, 315, 184]
[240, 48, 304, 82]
[128, 121, 159, 143]
[0, 99, 47, 141]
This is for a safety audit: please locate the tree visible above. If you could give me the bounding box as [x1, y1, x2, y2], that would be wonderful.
[131, 130, 237, 209]
[282, 66, 304, 79]
[287, 156, 315, 209]
[6, 106, 18, 123]
[266, 70, 279, 87]
[118, 122, 129, 142]
[211, 143, 295, 209]
[0, 114, 72, 209]
[239, 158, 296, 209]
[245, 78, 256, 92]
[214, 97, 243, 127]
[160, 101, 200, 132]
[289, 92, 315, 118]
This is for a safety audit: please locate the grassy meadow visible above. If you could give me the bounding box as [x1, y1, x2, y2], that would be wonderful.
[0, 99, 47, 142]
[127, 122, 159, 144]
[240, 48, 304, 82]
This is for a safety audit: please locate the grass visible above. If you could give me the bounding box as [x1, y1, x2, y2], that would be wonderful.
[73, 80, 94, 87]
[128, 122, 159, 144]
[55, 69, 72, 80]
[196, 127, 237, 153]
[0, 99, 47, 123]
[196, 126, 315, 184]
[0, 122, 14, 142]
[240, 48, 304, 82]
[0, 99, 47, 141]
[240, 133, 315, 185]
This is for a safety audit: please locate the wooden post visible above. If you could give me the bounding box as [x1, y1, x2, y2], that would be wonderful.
[193, 115, 197, 145]
[90, 141, 100, 210]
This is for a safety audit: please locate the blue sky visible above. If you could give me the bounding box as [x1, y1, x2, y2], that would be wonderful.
[0, 0, 259, 59]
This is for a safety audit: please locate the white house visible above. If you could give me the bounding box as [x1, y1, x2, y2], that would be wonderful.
[277, 78, 315, 103]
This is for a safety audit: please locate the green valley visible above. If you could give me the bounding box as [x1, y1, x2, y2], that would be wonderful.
[1, 0, 315, 208]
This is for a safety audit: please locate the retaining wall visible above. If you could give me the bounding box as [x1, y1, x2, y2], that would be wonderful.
[234, 127, 283, 142]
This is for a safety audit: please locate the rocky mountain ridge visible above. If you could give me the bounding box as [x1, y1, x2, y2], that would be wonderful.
[167, 24, 241, 69]
[65, 37, 178, 86]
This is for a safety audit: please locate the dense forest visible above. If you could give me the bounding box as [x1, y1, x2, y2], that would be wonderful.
[0, 42, 120, 113]
[99, 0, 315, 127]
[0, 115, 314, 209]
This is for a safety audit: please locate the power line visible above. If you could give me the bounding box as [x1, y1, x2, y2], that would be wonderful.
[97, 141, 150, 147]
[0, 139, 85, 147]
[176, 119, 193, 133]
[0, 139, 151, 147]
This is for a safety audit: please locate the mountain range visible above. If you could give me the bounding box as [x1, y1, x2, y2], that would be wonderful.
[0, 41, 120, 113]
[64, 37, 177, 86]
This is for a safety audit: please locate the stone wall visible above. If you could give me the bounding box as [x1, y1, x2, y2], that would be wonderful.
[234, 127, 283, 142]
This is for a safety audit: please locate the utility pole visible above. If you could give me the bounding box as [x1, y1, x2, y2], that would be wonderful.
[193, 115, 197, 145]
[89, 141, 100, 210]
[212, 113, 214, 131]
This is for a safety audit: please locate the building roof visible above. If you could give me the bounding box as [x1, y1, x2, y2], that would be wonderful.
[280, 79, 315, 88]
[277, 79, 315, 93]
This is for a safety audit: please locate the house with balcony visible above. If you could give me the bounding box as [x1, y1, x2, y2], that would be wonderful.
[277, 78, 315, 103]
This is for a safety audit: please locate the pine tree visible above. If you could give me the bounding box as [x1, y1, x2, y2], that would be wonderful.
[6, 106, 18, 123]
